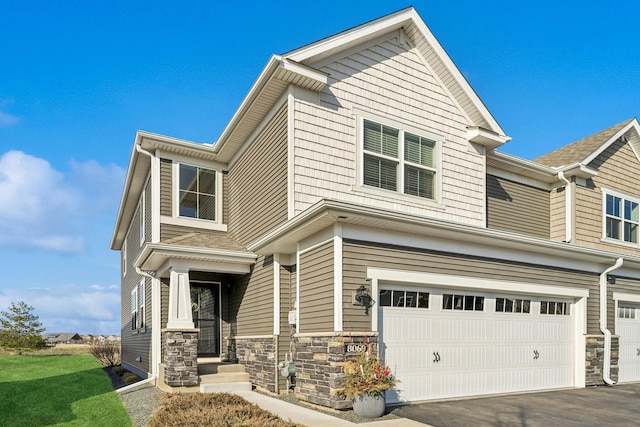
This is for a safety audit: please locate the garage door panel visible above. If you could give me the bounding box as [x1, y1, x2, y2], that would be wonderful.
[617, 308, 640, 383]
[380, 288, 575, 402]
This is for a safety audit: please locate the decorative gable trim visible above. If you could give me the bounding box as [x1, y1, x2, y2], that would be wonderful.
[582, 118, 640, 165]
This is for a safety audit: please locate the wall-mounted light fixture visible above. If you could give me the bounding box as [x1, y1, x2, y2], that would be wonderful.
[354, 284, 375, 315]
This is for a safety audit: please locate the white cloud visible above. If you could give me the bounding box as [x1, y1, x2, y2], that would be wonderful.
[0, 150, 125, 253]
[0, 111, 19, 127]
[0, 283, 121, 335]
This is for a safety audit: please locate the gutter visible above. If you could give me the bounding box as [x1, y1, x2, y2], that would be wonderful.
[557, 171, 572, 243]
[600, 257, 623, 385]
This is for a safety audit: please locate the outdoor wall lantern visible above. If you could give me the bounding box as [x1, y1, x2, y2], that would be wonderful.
[355, 284, 375, 315]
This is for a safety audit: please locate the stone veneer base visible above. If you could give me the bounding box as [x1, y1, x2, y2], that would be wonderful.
[294, 332, 378, 410]
[162, 329, 199, 387]
[585, 334, 619, 386]
[235, 336, 277, 393]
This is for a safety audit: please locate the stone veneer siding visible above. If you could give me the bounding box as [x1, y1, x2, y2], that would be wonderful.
[162, 329, 199, 387]
[585, 334, 619, 386]
[294, 332, 378, 410]
[235, 336, 277, 392]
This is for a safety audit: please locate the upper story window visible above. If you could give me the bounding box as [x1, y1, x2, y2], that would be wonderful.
[362, 118, 438, 200]
[605, 191, 639, 244]
[178, 164, 217, 221]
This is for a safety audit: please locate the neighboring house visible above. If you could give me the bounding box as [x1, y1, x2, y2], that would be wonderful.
[110, 7, 640, 408]
[44, 333, 84, 345]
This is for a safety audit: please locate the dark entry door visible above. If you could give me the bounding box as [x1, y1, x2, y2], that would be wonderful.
[190, 283, 220, 357]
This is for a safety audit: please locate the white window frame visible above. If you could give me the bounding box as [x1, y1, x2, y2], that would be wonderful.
[172, 161, 224, 225]
[602, 188, 640, 246]
[139, 190, 145, 246]
[139, 280, 145, 330]
[356, 111, 443, 203]
[131, 286, 138, 331]
[122, 240, 127, 277]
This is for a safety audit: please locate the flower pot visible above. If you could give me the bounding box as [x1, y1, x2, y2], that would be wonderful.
[352, 392, 386, 418]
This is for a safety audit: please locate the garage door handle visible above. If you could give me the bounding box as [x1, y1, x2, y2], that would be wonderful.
[533, 350, 539, 360]
[636, 348, 640, 356]
[433, 352, 440, 363]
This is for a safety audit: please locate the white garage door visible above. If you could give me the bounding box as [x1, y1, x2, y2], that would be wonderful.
[617, 303, 640, 383]
[379, 287, 575, 403]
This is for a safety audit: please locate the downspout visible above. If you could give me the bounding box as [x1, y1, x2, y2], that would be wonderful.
[557, 171, 572, 243]
[600, 257, 623, 385]
[134, 143, 161, 382]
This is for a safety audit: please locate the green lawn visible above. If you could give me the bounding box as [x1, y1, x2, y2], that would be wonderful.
[0, 354, 132, 426]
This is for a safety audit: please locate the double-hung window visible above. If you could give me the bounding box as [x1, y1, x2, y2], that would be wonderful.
[362, 118, 437, 200]
[178, 164, 217, 221]
[131, 287, 137, 331]
[139, 281, 145, 329]
[605, 191, 639, 244]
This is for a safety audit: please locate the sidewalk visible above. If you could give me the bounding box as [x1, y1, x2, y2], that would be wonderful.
[235, 391, 430, 427]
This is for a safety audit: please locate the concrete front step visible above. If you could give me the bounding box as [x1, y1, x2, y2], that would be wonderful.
[198, 363, 247, 375]
[200, 372, 251, 384]
[200, 381, 252, 393]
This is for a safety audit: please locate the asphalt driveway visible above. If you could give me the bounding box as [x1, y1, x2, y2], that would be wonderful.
[389, 383, 640, 427]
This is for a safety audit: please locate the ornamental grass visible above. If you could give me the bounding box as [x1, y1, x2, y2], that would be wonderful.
[334, 349, 399, 400]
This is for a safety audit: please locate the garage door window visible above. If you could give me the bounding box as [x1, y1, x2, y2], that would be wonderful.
[496, 297, 531, 313]
[618, 305, 636, 319]
[540, 300, 569, 315]
[379, 290, 429, 308]
[443, 294, 484, 311]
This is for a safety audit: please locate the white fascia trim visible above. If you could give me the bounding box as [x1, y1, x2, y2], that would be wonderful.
[366, 267, 590, 298]
[135, 243, 256, 269]
[287, 88, 296, 219]
[557, 163, 598, 180]
[334, 224, 343, 332]
[467, 126, 511, 149]
[274, 254, 281, 336]
[613, 292, 640, 304]
[582, 121, 636, 165]
[487, 151, 559, 184]
[286, 8, 413, 61]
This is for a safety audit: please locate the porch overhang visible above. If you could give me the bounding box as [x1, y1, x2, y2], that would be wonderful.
[135, 243, 257, 277]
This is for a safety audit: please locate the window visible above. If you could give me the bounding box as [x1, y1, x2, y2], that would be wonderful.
[379, 289, 429, 308]
[178, 164, 217, 221]
[131, 287, 138, 331]
[362, 118, 437, 200]
[139, 191, 145, 245]
[540, 300, 569, 315]
[122, 241, 127, 277]
[443, 294, 484, 311]
[605, 192, 639, 244]
[496, 297, 531, 313]
[618, 305, 636, 319]
[139, 281, 145, 329]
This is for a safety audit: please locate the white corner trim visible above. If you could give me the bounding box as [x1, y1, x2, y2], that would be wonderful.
[274, 254, 281, 336]
[151, 277, 161, 378]
[296, 243, 301, 333]
[287, 89, 296, 219]
[613, 292, 640, 303]
[334, 224, 343, 332]
[365, 267, 590, 298]
[152, 156, 160, 243]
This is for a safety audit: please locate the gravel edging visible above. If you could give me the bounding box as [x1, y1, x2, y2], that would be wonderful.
[118, 385, 165, 427]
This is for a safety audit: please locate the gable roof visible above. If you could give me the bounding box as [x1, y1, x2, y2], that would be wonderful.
[535, 118, 639, 168]
[212, 7, 509, 161]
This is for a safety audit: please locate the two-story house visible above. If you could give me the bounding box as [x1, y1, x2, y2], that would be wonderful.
[111, 7, 640, 409]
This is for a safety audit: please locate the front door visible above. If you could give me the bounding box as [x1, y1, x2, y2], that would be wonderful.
[190, 282, 221, 357]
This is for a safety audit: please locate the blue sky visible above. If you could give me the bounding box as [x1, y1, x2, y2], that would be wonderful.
[1, 1, 638, 335]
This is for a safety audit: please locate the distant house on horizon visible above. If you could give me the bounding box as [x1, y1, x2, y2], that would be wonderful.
[43, 332, 83, 345]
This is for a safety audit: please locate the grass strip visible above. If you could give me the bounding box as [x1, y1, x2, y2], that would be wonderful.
[0, 354, 131, 426]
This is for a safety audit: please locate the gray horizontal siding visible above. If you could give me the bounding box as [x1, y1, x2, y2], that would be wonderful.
[486, 175, 550, 239]
[343, 240, 600, 334]
[299, 241, 334, 333]
[233, 255, 274, 336]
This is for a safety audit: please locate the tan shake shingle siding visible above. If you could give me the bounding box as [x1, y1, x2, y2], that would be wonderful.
[299, 241, 334, 333]
[486, 174, 550, 239]
[228, 105, 288, 246]
[343, 240, 600, 334]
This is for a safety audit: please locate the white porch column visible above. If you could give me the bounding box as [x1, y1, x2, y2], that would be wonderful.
[167, 268, 194, 329]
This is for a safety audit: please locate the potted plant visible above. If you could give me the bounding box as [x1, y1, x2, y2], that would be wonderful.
[334, 348, 398, 418]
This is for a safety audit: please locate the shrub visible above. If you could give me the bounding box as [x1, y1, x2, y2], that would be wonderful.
[122, 372, 140, 385]
[112, 365, 125, 375]
[89, 341, 121, 367]
[148, 393, 305, 427]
